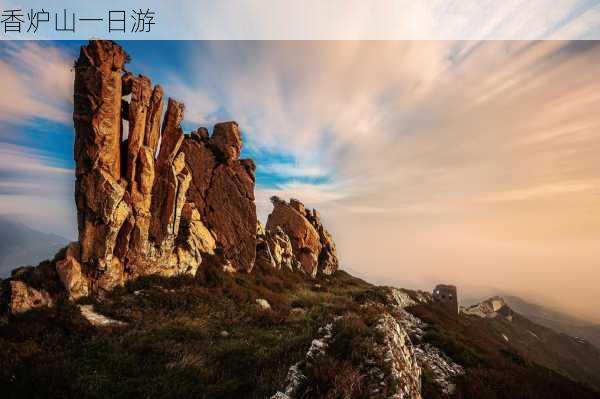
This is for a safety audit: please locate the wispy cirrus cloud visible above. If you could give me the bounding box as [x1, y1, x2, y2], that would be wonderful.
[260, 162, 328, 179]
[2, 38, 600, 320]
[0, 144, 75, 238]
[0, 42, 73, 125]
[0, 144, 72, 176]
[166, 40, 600, 321]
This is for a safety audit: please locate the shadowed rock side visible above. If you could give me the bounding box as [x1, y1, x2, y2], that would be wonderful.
[0, 40, 339, 315]
[71, 40, 260, 294]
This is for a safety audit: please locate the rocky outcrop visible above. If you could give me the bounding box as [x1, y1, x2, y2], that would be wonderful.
[372, 314, 423, 398]
[386, 288, 465, 396]
[3, 280, 53, 315]
[70, 41, 260, 291]
[266, 226, 298, 271]
[180, 121, 257, 273]
[265, 197, 338, 276]
[55, 243, 89, 301]
[273, 315, 422, 399]
[0, 40, 259, 310]
[272, 323, 334, 399]
[0, 40, 343, 314]
[462, 296, 514, 321]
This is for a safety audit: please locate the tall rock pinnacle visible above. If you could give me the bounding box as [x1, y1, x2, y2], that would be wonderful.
[70, 40, 258, 295]
[1, 40, 339, 314]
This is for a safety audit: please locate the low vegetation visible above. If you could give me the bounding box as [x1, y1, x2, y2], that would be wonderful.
[2, 259, 599, 398]
[407, 303, 600, 399]
[0, 262, 374, 399]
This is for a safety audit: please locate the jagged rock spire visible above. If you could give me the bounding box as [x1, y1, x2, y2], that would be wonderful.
[1, 40, 340, 314]
[70, 40, 259, 296]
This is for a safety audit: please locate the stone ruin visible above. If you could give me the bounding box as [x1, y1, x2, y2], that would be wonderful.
[0, 40, 339, 314]
[433, 284, 458, 314]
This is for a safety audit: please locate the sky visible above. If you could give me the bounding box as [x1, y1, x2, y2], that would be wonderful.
[0, 40, 599, 322]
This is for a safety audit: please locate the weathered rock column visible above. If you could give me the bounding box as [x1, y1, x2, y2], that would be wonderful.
[181, 122, 258, 272]
[149, 98, 187, 248]
[119, 74, 162, 261]
[73, 40, 130, 290]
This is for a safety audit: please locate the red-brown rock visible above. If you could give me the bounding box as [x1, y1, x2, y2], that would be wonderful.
[205, 162, 257, 272]
[144, 85, 164, 153]
[266, 197, 322, 276]
[1, 39, 343, 314]
[211, 121, 242, 160]
[265, 197, 339, 276]
[5, 280, 54, 315]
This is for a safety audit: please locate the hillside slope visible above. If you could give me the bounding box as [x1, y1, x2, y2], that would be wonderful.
[1, 39, 598, 399]
[1, 260, 599, 399]
[408, 297, 600, 398]
[502, 295, 600, 350]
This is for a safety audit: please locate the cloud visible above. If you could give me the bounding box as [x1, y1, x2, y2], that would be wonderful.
[180, 0, 600, 40]
[0, 144, 72, 176]
[0, 42, 73, 124]
[260, 162, 328, 179]
[2, 38, 600, 320]
[165, 75, 218, 125]
[0, 144, 75, 238]
[167, 40, 600, 321]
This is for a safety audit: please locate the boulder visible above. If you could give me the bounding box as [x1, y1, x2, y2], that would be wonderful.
[256, 298, 272, 310]
[6, 281, 53, 315]
[211, 121, 242, 160]
[55, 242, 89, 300]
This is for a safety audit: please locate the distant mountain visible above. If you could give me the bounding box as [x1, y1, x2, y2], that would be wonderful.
[459, 296, 600, 390]
[0, 217, 68, 278]
[499, 295, 600, 350]
[462, 293, 600, 351]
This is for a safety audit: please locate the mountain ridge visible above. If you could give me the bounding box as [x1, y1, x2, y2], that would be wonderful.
[1, 40, 598, 399]
[0, 217, 68, 278]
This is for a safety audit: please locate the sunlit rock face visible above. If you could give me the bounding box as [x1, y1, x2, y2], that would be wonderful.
[0, 40, 341, 312]
[70, 40, 258, 295]
[265, 197, 339, 277]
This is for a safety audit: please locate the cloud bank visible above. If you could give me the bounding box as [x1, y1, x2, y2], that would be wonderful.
[169, 41, 600, 321]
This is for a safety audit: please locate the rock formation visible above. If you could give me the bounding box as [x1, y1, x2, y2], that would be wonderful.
[462, 296, 514, 321]
[265, 197, 339, 277]
[0, 40, 255, 309]
[71, 40, 260, 295]
[0, 40, 340, 314]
